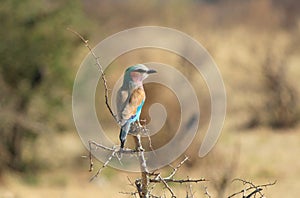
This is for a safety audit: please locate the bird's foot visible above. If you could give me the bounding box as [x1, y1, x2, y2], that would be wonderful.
[136, 121, 149, 134]
[137, 121, 143, 128]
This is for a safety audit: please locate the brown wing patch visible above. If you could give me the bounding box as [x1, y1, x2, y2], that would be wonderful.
[121, 87, 145, 120]
[129, 87, 145, 106]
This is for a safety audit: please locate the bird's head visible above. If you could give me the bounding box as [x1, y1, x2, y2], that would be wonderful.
[124, 64, 157, 84]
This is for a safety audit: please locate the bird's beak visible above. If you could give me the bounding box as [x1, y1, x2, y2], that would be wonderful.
[147, 69, 157, 74]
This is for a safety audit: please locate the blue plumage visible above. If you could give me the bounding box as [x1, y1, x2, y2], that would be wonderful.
[116, 65, 156, 149]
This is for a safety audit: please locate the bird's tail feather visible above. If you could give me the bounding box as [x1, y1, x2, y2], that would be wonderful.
[119, 122, 131, 149]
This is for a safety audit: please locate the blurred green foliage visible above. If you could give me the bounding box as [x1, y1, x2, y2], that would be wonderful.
[0, 0, 87, 172]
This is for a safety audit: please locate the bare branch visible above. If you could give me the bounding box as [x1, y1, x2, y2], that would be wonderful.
[89, 140, 139, 154]
[245, 188, 263, 198]
[89, 147, 117, 182]
[204, 186, 211, 198]
[228, 179, 276, 198]
[157, 174, 176, 198]
[150, 178, 206, 184]
[119, 191, 139, 198]
[135, 179, 144, 198]
[134, 134, 150, 197]
[127, 176, 136, 187]
[88, 139, 148, 182]
[88, 141, 94, 172]
[185, 182, 195, 198]
[67, 27, 119, 124]
[166, 155, 189, 180]
[145, 128, 155, 153]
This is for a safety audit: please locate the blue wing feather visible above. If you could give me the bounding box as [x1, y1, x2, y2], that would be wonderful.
[119, 99, 144, 148]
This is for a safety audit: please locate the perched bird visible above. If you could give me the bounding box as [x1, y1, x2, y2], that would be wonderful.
[116, 64, 157, 149]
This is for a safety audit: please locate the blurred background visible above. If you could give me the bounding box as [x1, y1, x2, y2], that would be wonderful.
[0, 0, 300, 197]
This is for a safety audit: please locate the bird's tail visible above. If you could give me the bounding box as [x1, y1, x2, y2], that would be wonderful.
[119, 122, 131, 149]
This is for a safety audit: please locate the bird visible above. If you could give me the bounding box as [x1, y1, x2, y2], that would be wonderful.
[116, 64, 157, 149]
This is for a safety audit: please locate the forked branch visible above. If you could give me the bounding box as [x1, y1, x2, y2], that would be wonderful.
[228, 178, 276, 198]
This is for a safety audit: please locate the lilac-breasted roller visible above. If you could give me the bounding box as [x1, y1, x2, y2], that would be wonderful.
[116, 64, 157, 149]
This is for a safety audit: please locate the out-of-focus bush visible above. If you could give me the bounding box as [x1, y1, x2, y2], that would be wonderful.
[0, 0, 87, 172]
[261, 53, 298, 128]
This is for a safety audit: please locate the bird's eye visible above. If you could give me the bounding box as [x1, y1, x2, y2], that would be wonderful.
[135, 69, 146, 73]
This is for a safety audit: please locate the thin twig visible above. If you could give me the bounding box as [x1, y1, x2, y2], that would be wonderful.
[150, 178, 206, 184]
[127, 176, 135, 187]
[149, 194, 161, 198]
[67, 27, 119, 123]
[135, 179, 144, 198]
[88, 141, 94, 172]
[89, 148, 117, 182]
[185, 181, 195, 198]
[145, 129, 155, 153]
[228, 179, 276, 198]
[89, 140, 139, 154]
[88, 139, 146, 181]
[166, 155, 189, 179]
[119, 191, 139, 198]
[157, 174, 176, 198]
[204, 186, 211, 198]
[245, 188, 263, 198]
